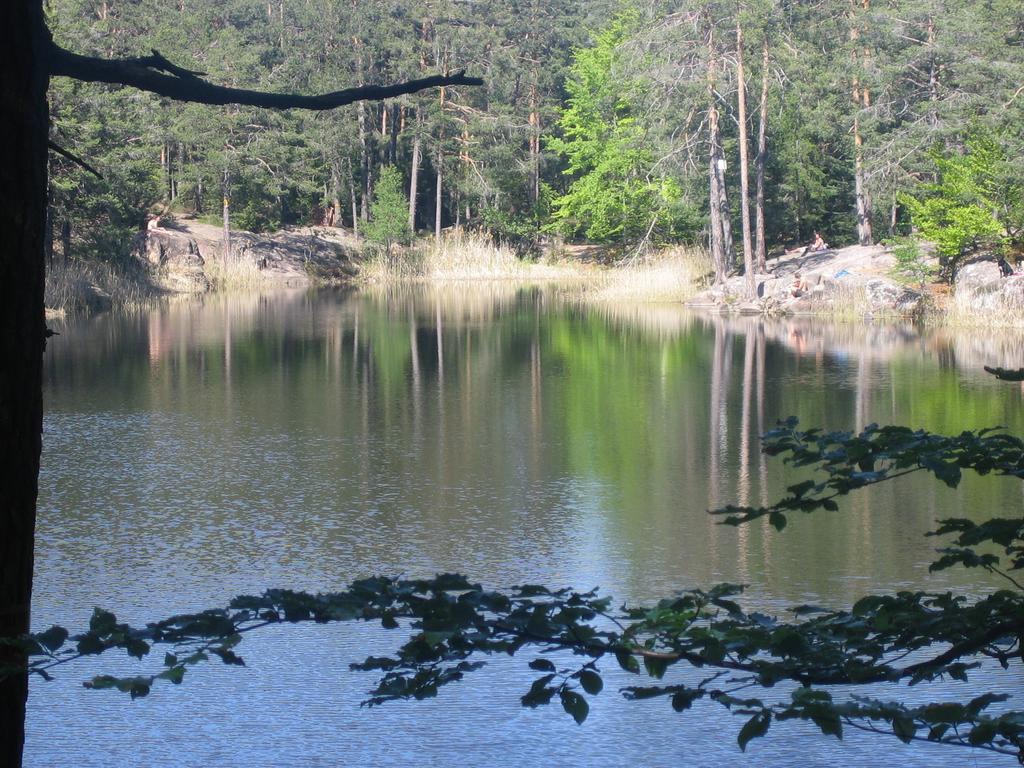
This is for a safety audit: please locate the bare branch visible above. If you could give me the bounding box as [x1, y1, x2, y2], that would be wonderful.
[46, 140, 103, 179]
[47, 43, 482, 110]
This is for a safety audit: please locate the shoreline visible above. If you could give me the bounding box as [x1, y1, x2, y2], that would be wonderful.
[44, 221, 1024, 329]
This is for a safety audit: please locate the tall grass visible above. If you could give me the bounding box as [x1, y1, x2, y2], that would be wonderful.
[357, 230, 580, 282]
[945, 277, 1024, 328]
[45, 258, 154, 314]
[579, 246, 713, 303]
[356, 231, 711, 305]
[203, 253, 275, 291]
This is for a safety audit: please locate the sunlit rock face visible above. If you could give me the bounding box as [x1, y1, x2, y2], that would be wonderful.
[132, 219, 358, 293]
[954, 261, 1024, 318]
[133, 229, 209, 292]
[687, 244, 923, 317]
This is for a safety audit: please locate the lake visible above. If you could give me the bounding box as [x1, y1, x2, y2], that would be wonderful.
[27, 286, 1024, 766]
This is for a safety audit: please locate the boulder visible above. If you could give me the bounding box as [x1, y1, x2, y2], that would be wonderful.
[954, 260, 1024, 314]
[863, 278, 924, 314]
[133, 229, 209, 292]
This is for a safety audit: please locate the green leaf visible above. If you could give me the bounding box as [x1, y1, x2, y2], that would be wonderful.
[529, 658, 556, 672]
[157, 666, 186, 684]
[811, 713, 842, 739]
[737, 711, 771, 751]
[579, 669, 603, 695]
[892, 716, 917, 744]
[560, 689, 589, 725]
[34, 626, 69, 652]
[643, 655, 669, 679]
[671, 688, 702, 712]
[615, 650, 640, 674]
[89, 609, 117, 636]
[125, 637, 149, 660]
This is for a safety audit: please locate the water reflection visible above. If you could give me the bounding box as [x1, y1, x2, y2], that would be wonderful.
[31, 286, 1024, 768]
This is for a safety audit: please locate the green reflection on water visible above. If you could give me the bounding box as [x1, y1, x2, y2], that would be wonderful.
[41, 286, 1024, 610]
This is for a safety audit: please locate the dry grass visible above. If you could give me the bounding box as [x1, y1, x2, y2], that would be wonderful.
[203, 253, 276, 292]
[944, 279, 1024, 328]
[357, 230, 583, 283]
[356, 232, 712, 305]
[578, 246, 713, 303]
[45, 258, 154, 314]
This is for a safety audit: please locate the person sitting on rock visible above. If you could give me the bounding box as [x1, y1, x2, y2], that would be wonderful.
[146, 214, 162, 232]
[790, 271, 808, 298]
[998, 256, 1015, 277]
[810, 231, 828, 251]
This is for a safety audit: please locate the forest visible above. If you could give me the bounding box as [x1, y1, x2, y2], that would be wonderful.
[48, 0, 1024, 278]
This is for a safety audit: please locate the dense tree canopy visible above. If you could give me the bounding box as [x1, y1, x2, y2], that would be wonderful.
[45, 0, 1024, 277]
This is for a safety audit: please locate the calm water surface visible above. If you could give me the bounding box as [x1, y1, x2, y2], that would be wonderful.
[28, 286, 1024, 766]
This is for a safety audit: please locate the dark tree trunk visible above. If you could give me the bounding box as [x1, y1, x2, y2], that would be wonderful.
[60, 219, 71, 264]
[1, 3, 49, 767]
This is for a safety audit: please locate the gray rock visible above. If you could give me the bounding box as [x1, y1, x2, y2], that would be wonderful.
[133, 229, 209, 292]
[864, 278, 924, 314]
[954, 260, 1024, 314]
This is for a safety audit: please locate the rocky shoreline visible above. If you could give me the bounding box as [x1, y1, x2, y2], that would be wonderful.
[134, 217, 359, 293]
[686, 244, 930, 317]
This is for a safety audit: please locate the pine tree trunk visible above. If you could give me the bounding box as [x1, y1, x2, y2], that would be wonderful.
[355, 44, 370, 222]
[707, 27, 728, 284]
[435, 86, 446, 244]
[347, 157, 359, 237]
[850, 0, 873, 246]
[754, 37, 769, 273]
[735, 20, 755, 298]
[1, 3, 49, 766]
[409, 108, 421, 232]
[529, 75, 540, 205]
[222, 166, 231, 259]
[388, 103, 399, 165]
[60, 219, 71, 263]
[435, 153, 443, 243]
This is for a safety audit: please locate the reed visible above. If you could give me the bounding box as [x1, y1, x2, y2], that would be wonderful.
[356, 230, 582, 283]
[44, 258, 153, 314]
[579, 246, 713, 303]
[203, 253, 276, 291]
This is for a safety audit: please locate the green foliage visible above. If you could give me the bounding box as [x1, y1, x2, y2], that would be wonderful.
[900, 135, 1021, 275]
[11, 419, 1024, 761]
[545, 10, 685, 244]
[885, 236, 936, 287]
[364, 166, 411, 251]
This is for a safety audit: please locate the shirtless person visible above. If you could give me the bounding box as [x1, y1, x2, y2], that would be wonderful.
[790, 271, 808, 298]
[810, 231, 828, 251]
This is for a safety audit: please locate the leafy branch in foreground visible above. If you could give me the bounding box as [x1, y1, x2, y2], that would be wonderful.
[6, 423, 1024, 761]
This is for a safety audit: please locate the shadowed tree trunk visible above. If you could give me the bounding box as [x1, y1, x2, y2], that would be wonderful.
[1, 3, 48, 766]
